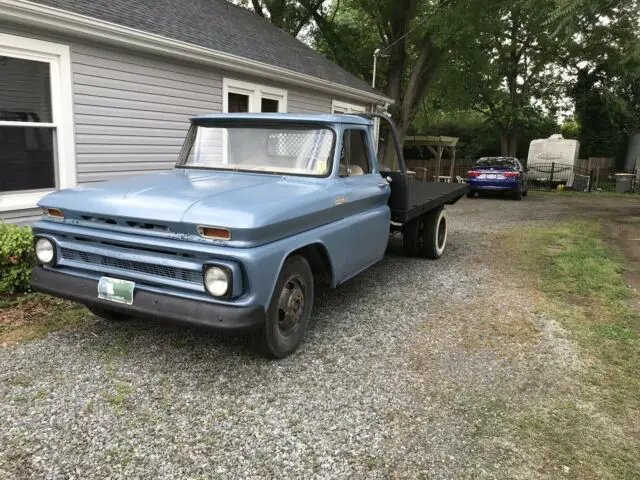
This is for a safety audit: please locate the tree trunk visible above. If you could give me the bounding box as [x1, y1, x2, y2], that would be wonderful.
[500, 131, 518, 156]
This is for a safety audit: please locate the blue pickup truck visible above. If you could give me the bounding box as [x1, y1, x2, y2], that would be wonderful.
[30, 113, 467, 357]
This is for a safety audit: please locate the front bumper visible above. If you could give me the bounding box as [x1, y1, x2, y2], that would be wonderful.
[31, 267, 265, 332]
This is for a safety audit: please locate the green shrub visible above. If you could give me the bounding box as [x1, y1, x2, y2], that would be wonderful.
[0, 223, 35, 294]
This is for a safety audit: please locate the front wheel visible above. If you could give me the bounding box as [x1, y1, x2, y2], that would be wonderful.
[259, 255, 314, 358]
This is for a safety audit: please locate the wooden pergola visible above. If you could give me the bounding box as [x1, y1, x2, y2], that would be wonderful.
[404, 135, 459, 182]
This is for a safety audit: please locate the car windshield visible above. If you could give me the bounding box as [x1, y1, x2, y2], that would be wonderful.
[474, 158, 517, 169]
[179, 124, 335, 177]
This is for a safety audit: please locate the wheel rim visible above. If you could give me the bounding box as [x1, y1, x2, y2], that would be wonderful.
[276, 274, 306, 337]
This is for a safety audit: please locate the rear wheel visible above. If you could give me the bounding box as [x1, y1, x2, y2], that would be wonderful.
[259, 255, 314, 358]
[87, 306, 130, 322]
[513, 186, 523, 201]
[403, 207, 448, 259]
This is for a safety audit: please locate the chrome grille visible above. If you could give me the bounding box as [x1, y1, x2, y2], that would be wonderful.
[60, 248, 202, 284]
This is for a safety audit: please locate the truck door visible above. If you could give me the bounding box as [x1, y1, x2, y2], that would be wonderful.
[339, 127, 391, 275]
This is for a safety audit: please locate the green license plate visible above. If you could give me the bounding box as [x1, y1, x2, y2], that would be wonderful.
[98, 277, 135, 305]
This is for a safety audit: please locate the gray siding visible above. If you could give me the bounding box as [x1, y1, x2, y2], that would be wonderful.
[289, 87, 332, 113]
[0, 208, 42, 226]
[71, 44, 223, 183]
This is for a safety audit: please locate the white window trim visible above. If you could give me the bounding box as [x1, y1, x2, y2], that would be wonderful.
[222, 78, 287, 113]
[0, 33, 76, 212]
[332, 100, 367, 114]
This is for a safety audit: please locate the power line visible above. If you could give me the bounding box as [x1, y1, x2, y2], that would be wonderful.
[377, 18, 427, 54]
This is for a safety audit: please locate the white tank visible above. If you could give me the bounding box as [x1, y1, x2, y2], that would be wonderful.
[527, 135, 581, 187]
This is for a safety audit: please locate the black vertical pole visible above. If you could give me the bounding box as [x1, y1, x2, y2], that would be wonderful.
[549, 162, 555, 190]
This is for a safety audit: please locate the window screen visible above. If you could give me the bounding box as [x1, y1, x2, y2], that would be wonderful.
[228, 93, 249, 113]
[0, 56, 55, 193]
[261, 98, 279, 113]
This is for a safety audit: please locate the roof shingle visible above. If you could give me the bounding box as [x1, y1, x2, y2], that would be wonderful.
[29, 0, 379, 96]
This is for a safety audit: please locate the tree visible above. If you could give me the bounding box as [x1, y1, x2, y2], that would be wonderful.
[312, 0, 464, 140]
[233, 0, 328, 37]
[431, 1, 568, 156]
[555, 0, 640, 162]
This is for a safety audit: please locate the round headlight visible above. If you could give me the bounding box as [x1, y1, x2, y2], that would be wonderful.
[204, 266, 230, 297]
[35, 237, 55, 264]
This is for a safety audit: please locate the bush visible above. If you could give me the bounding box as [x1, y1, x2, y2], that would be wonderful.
[0, 223, 35, 294]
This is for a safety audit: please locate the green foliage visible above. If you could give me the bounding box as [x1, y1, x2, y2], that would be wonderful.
[560, 117, 579, 139]
[233, 0, 639, 161]
[411, 108, 559, 159]
[0, 223, 35, 294]
[233, 0, 329, 37]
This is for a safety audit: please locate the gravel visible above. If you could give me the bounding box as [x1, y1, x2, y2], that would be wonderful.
[0, 195, 588, 479]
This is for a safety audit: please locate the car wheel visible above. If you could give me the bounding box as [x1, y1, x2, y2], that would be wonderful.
[403, 207, 448, 259]
[513, 186, 523, 201]
[87, 306, 130, 322]
[259, 255, 314, 358]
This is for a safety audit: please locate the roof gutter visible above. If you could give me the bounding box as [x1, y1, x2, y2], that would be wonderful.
[0, 0, 393, 105]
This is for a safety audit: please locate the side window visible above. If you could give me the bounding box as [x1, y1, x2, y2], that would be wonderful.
[341, 129, 372, 176]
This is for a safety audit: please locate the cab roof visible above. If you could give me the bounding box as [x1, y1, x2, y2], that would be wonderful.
[192, 113, 373, 126]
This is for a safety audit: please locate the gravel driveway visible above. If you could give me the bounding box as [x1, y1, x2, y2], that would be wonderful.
[1, 194, 636, 479]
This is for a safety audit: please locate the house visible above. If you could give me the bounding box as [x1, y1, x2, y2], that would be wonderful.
[0, 0, 391, 224]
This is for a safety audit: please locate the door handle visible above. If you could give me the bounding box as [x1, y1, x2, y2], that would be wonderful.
[378, 183, 388, 189]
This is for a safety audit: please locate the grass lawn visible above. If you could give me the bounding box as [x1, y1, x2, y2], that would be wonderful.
[504, 220, 640, 478]
[0, 293, 88, 346]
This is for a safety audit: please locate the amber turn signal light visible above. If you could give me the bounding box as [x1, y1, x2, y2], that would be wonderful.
[198, 226, 231, 241]
[46, 208, 64, 219]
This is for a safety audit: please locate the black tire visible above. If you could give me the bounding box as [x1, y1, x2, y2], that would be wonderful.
[87, 305, 130, 322]
[513, 186, 523, 201]
[259, 255, 314, 358]
[403, 207, 448, 259]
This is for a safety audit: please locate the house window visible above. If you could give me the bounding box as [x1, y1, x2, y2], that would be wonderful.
[222, 78, 287, 113]
[332, 100, 367, 114]
[0, 34, 75, 212]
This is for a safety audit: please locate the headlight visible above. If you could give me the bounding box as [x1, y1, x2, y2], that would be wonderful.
[204, 266, 230, 297]
[45, 208, 64, 219]
[35, 237, 55, 265]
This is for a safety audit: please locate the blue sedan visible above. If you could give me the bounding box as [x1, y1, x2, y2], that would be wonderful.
[466, 157, 529, 200]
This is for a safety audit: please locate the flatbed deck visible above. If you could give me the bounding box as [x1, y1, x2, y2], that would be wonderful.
[392, 180, 468, 223]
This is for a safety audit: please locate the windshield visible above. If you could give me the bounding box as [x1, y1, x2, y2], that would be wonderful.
[474, 157, 518, 169]
[179, 124, 335, 177]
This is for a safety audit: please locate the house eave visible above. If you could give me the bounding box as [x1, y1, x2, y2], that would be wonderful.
[0, 0, 393, 106]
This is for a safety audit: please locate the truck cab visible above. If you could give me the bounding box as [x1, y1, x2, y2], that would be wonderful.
[31, 113, 467, 357]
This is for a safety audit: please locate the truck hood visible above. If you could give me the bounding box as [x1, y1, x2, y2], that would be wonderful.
[39, 169, 339, 246]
